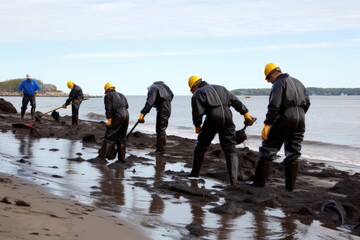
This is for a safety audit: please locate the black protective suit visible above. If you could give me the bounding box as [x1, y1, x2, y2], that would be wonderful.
[254, 73, 310, 191]
[259, 73, 310, 162]
[190, 81, 249, 184]
[104, 89, 129, 144]
[64, 84, 83, 126]
[88, 88, 129, 163]
[141, 81, 174, 136]
[192, 81, 248, 154]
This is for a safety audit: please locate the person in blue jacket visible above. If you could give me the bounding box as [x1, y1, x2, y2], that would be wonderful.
[18, 73, 41, 119]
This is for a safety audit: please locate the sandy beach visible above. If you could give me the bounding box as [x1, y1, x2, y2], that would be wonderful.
[1, 100, 360, 239]
[0, 172, 148, 240]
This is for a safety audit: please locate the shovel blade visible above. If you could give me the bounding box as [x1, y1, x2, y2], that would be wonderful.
[51, 111, 60, 122]
[235, 128, 247, 144]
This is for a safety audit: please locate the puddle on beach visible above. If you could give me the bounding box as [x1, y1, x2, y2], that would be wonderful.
[0, 131, 358, 240]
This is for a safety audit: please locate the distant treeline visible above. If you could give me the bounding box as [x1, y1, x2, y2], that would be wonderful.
[0, 79, 44, 92]
[0, 79, 71, 97]
[231, 87, 360, 96]
[0, 78, 64, 93]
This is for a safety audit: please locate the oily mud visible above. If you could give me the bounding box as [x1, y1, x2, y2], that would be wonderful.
[1, 111, 360, 238]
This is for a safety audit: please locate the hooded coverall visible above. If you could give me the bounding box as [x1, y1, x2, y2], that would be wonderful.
[18, 78, 41, 119]
[104, 89, 129, 162]
[141, 81, 174, 136]
[104, 89, 129, 143]
[255, 73, 311, 191]
[259, 73, 310, 162]
[141, 81, 174, 152]
[64, 84, 83, 126]
[190, 81, 249, 184]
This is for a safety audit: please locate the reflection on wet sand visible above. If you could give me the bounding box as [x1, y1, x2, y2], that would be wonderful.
[149, 155, 165, 215]
[216, 207, 238, 239]
[282, 211, 298, 239]
[254, 208, 269, 239]
[187, 179, 206, 236]
[18, 135, 33, 159]
[92, 164, 125, 207]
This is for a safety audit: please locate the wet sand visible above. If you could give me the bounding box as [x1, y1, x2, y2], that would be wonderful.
[0, 172, 148, 240]
[1, 111, 360, 239]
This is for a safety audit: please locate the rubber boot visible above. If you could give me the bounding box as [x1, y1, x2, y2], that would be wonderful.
[156, 135, 166, 153]
[252, 159, 271, 187]
[188, 151, 204, 177]
[225, 153, 239, 185]
[31, 107, 35, 120]
[72, 115, 78, 126]
[88, 141, 112, 163]
[284, 161, 299, 192]
[21, 108, 26, 119]
[117, 143, 126, 163]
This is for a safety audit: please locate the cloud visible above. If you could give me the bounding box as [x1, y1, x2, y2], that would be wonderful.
[1, 0, 360, 42]
[64, 38, 360, 59]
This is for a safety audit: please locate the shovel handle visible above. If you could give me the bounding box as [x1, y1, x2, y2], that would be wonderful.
[126, 121, 139, 139]
[42, 98, 88, 115]
[41, 106, 65, 115]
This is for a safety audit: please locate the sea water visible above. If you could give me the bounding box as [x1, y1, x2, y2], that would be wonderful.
[2, 95, 360, 167]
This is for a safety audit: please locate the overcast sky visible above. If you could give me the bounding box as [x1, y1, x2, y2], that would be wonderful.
[1, 0, 360, 95]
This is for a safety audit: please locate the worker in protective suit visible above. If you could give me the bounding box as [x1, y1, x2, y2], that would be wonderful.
[62, 81, 84, 126]
[187, 75, 255, 185]
[253, 63, 311, 191]
[138, 81, 174, 153]
[88, 82, 129, 164]
[18, 73, 41, 119]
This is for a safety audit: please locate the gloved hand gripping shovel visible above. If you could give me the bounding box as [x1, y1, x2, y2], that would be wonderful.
[126, 121, 139, 140]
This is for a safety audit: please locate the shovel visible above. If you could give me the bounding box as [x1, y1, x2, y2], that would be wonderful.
[235, 116, 257, 144]
[126, 121, 139, 139]
[35, 98, 88, 122]
[235, 126, 248, 144]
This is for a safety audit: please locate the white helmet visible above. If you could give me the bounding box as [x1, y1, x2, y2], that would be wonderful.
[26, 73, 32, 79]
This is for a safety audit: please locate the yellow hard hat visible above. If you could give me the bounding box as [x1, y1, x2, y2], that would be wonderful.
[188, 75, 202, 89]
[264, 63, 279, 78]
[104, 82, 116, 93]
[67, 81, 74, 89]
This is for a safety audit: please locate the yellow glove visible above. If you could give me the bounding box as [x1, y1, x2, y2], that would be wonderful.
[35, 90, 39, 95]
[244, 112, 255, 126]
[106, 118, 112, 128]
[138, 113, 145, 123]
[19, 92, 23, 95]
[195, 127, 202, 134]
[62, 104, 67, 109]
[262, 124, 270, 140]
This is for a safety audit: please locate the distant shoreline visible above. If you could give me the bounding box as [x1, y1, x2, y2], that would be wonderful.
[0, 92, 101, 98]
[231, 87, 360, 96]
